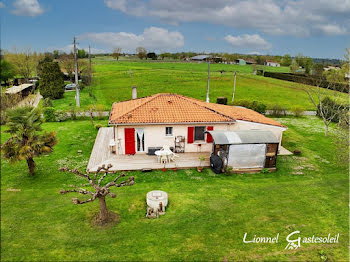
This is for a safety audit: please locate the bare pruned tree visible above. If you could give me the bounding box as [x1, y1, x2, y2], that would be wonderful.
[302, 75, 347, 136]
[136, 47, 147, 60]
[59, 164, 134, 224]
[112, 47, 122, 60]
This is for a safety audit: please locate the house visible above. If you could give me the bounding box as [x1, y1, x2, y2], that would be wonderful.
[86, 92, 287, 172]
[265, 61, 280, 67]
[235, 59, 246, 65]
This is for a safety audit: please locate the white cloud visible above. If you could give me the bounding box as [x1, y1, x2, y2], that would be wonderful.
[104, 0, 350, 37]
[224, 34, 272, 50]
[0, 2, 5, 8]
[12, 0, 44, 16]
[47, 45, 107, 54]
[315, 24, 348, 36]
[79, 27, 184, 52]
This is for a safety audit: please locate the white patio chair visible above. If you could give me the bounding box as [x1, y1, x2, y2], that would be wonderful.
[160, 155, 168, 164]
[169, 153, 179, 162]
[161, 145, 171, 152]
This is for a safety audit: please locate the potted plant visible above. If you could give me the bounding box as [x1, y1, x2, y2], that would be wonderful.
[197, 155, 206, 172]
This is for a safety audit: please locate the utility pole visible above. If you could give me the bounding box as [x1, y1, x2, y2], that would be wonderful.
[206, 58, 210, 102]
[232, 71, 236, 102]
[89, 45, 91, 73]
[73, 36, 80, 107]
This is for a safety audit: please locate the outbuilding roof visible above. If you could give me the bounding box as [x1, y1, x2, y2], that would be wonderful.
[190, 55, 211, 60]
[5, 84, 33, 94]
[109, 93, 286, 128]
[207, 130, 279, 144]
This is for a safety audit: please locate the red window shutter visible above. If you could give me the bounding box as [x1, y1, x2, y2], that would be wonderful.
[187, 127, 194, 144]
[207, 126, 214, 143]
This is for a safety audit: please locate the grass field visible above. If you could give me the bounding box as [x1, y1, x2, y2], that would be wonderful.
[50, 58, 347, 112]
[1, 116, 348, 261]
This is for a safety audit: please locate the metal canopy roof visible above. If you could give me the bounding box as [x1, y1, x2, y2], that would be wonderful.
[5, 84, 33, 94]
[190, 55, 212, 60]
[207, 130, 279, 145]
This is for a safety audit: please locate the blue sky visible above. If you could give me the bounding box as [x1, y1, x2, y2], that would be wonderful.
[1, 0, 349, 59]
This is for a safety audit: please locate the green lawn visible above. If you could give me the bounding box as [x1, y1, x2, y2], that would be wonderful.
[51, 59, 346, 112]
[1, 116, 348, 261]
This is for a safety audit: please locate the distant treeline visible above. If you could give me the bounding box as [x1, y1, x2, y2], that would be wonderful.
[264, 72, 348, 93]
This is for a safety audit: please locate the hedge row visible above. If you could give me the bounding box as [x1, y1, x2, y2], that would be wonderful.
[263, 72, 348, 93]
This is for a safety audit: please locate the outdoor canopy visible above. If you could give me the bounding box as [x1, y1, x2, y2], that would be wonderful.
[206, 130, 279, 145]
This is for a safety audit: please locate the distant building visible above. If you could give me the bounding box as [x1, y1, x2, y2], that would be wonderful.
[5, 84, 35, 98]
[245, 59, 257, 65]
[190, 55, 222, 63]
[324, 65, 341, 71]
[265, 61, 280, 67]
[190, 55, 211, 61]
[235, 59, 246, 65]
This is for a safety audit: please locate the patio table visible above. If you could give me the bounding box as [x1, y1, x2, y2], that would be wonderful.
[155, 150, 173, 163]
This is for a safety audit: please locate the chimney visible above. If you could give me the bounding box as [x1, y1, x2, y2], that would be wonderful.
[132, 86, 137, 99]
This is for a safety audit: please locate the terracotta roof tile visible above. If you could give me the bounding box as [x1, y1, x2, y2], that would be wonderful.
[109, 93, 286, 128]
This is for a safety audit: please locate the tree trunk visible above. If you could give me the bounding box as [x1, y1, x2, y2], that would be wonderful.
[99, 196, 109, 222]
[324, 124, 328, 136]
[27, 158, 35, 176]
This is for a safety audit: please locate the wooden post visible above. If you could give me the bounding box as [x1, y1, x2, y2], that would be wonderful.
[74, 36, 80, 107]
[232, 71, 236, 102]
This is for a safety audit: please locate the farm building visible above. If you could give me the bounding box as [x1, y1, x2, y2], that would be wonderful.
[190, 55, 211, 61]
[5, 84, 34, 98]
[190, 55, 222, 63]
[235, 59, 246, 65]
[265, 61, 280, 67]
[245, 59, 257, 65]
[88, 92, 287, 173]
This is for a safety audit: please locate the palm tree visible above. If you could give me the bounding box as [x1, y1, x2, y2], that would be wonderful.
[1, 106, 57, 175]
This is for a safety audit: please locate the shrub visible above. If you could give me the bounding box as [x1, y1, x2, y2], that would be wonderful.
[233, 100, 266, 114]
[42, 98, 53, 107]
[234, 100, 251, 108]
[43, 107, 56, 122]
[94, 124, 103, 130]
[69, 105, 78, 120]
[291, 106, 305, 117]
[0, 110, 7, 125]
[39, 62, 65, 99]
[55, 111, 68, 122]
[270, 105, 287, 117]
[251, 101, 267, 114]
[260, 168, 269, 174]
[263, 72, 348, 93]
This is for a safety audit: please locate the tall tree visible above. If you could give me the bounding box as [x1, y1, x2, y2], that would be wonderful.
[59, 53, 75, 81]
[290, 60, 299, 73]
[0, 60, 15, 86]
[5, 48, 38, 82]
[1, 106, 57, 175]
[136, 47, 147, 60]
[112, 47, 122, 60]
[281, 54, 292, 66]
[59, 164, 134, 225]
[39, 62, 65, 99]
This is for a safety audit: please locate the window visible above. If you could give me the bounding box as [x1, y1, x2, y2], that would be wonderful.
[165, 127, 173, 136]
[194, 126, 205, 141]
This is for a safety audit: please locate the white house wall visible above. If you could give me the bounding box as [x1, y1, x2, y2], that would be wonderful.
[114, 121, 285, 155]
